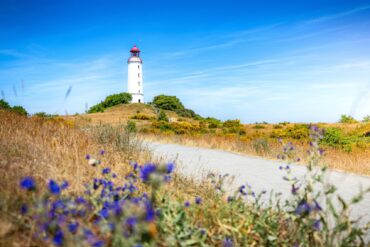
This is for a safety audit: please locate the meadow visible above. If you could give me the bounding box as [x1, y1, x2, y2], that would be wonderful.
[1, 106, 370, 246]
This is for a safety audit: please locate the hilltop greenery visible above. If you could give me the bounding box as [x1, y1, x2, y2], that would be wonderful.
[0, 99, 28, 116]
[88, 92, 132, 113]
[152, 94, 202, 119]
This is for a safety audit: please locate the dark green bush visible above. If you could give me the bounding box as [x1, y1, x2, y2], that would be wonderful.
[88, 93, 132, 113]
[0, 99, 11, 110]
[152, 95, 184, 111]
[11, 105, 28, 116]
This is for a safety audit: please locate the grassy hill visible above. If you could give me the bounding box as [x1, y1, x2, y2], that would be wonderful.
[64, 103, 370, 176]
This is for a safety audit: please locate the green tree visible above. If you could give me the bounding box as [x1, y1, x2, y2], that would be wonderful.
[339, 114, 357, 123]
[152, 95, 185, 111]
[12, 105, 28, 116]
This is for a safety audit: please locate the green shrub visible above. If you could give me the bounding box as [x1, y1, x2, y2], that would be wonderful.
[158, 110, 169, 122]
[126, 120, 137, 133]
[339, 114, 358, 123]
[102, 92, 132, 108]
[34, 112, 59, 118]
[320, 127, 352, 151]
[153, 95, 184, 111]
[0, 99, 11, 110]
[11, 105, 28, 116]
[88, 92, 132, 113]
[273, 124, 283, 129]
[88, 103, 105, 113]
[223, 119, 241, 128]
[205, 117, 221, 128]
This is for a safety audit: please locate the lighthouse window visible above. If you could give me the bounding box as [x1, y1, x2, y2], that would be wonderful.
[138, 65, 140, 69]
[138, 90, 140, 93]
[138, 73, 140, 78]
[138, 81, 140, 86]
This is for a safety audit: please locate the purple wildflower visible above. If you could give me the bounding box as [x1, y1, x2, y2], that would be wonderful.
[20, 204, 28, 215]
[20, 177, 36, 191]
[100, 149, 105, 155]
[48, 180, 61, 195]
[145, 202, 155, 222]
[195, 197, 202, 205]
[313, 219, 321, 230]
[166, 163, 175, 173]
[61, 181, 69, 190]
[184, 201, 190, 207]
[53, 230, 64, 246]
[223, 237, 234, 247]
[140, 164, 156, 182]
[295, 200, 312, 215]
[68, 222, 79, 234]
[102, 168, 111, 175]
[85, 154, 91, 160]
[99, 208, 109, 219]
[126, 217, 137, 227]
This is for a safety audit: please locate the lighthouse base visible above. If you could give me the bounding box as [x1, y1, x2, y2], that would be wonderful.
[131, 93, 144, 103]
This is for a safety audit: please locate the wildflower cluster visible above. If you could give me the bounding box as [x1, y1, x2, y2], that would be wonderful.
[19, 161, 175, 246]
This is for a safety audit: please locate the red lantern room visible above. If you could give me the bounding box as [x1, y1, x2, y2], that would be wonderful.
[128, 44, 142, 63]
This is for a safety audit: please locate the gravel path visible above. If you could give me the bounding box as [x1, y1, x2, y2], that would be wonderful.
[146, 142, 370, 226]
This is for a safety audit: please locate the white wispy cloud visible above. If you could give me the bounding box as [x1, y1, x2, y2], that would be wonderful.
[305, 5, 370, 24]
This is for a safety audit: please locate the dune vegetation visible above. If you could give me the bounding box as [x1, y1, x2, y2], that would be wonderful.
[1, 100, 370, 246]
[67, 94, 370, 176]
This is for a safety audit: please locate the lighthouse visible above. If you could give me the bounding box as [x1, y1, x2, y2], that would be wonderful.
[127, 44, 144, 103]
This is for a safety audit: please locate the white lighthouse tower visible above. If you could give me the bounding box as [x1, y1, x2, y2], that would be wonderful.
[127, 44, 144, 103]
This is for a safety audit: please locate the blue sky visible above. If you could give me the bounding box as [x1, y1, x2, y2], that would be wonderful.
[1, 0, 370, 123]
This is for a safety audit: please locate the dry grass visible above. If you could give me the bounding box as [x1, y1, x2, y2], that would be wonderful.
[0, 110, 151, 204]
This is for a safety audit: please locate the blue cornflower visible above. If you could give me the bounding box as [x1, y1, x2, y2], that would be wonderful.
[102, 168, 111, 175]
[75, 196, 87, 204]
[20, 204, 28, 215]
[184, 201, 190, 207]
[312, 219, 321, 231]
[166, 163, 175, 173]
[48, 180, 61, 195]
[99, 208, 109, 219]
[68, 222, 79, 234]
[92, 240, 105, 247]
[195, 197, 202, 205]
[100, 149, 105, 155]
[295, 200, 312, 215]
[112, 173, 117, 178]
[126, 216, 137, 227]
[140, 164, 156, 182]
[53, 230, 64, 246]
[20, 177, 36, 191]
[145, 202, 155, 222]
[85, 154, 91, 160]
[223, 237, 234, 247]
[200, 229, 206, 235]
[61, 181, 69, 190]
